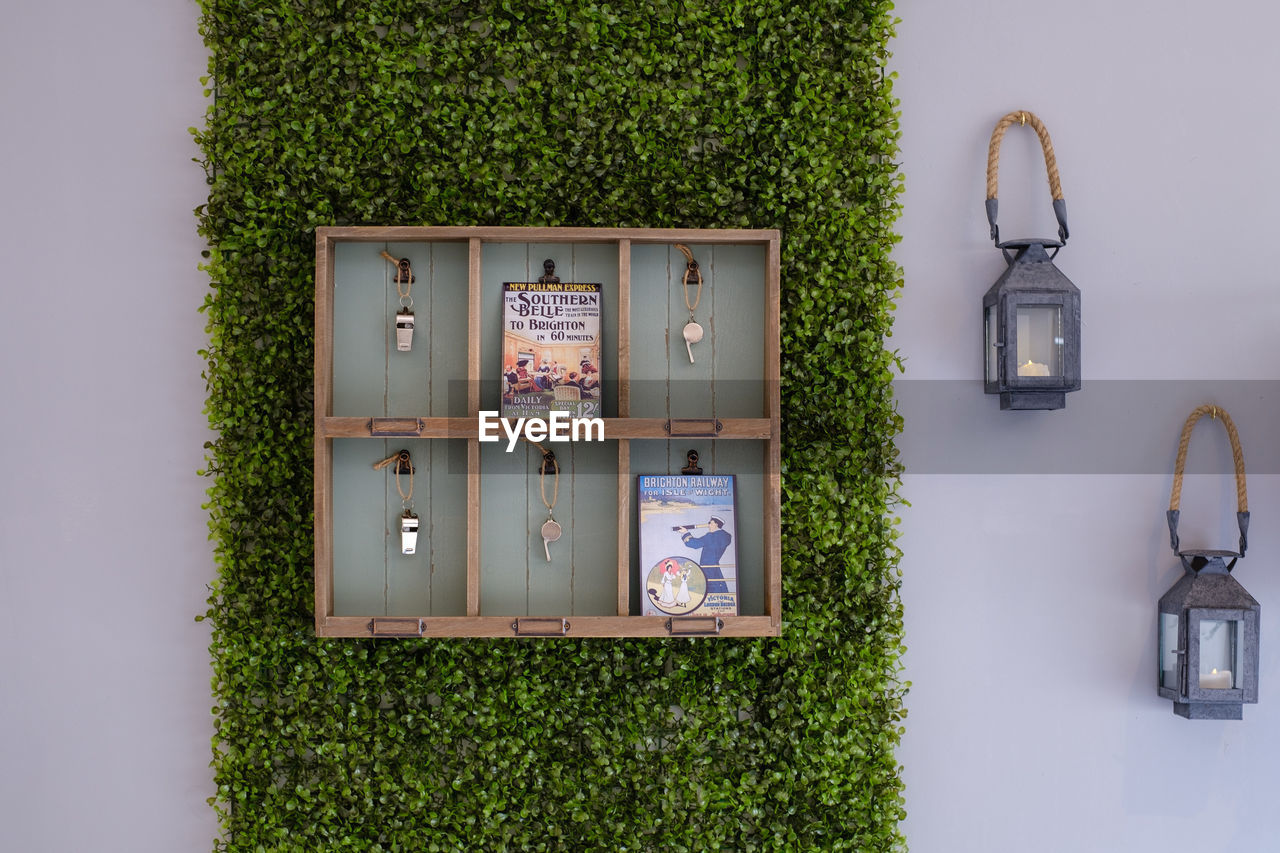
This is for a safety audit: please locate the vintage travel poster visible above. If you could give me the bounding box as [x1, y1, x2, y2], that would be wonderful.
[500, 280, 602, 420]
[636, 474, 738, 617]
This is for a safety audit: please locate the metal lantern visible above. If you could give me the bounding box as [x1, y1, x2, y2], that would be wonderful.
[982, 110, 1081, 410]
[1157, 406, 1260, 720]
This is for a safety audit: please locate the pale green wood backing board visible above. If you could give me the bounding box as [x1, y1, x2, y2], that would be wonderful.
[332, 437, 389, 616]
[332, 241, 469, 417]
[427, 242, 470, 418]
[332, 243, 389, 416]
[478, 440, 530, 615]
[627, 439, 765, 617]
[332, 438, 468, 617]
[426, 439, 468, 616]
[627, 243, 672, 419]
[566, 439, 618, 615]
[709, 244, 767, 419]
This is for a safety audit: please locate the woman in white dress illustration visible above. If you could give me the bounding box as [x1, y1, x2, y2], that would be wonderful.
[659, 558, 679, 605]
[675, 567, 691, 606]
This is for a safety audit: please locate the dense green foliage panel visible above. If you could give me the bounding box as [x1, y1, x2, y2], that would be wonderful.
[196, 1, 906, 849]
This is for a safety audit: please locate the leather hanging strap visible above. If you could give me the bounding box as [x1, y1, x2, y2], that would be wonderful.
[1167, 405, 1249, 557]
[985, 110, 1069, 246]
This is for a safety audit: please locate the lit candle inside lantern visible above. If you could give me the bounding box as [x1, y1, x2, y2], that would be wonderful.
[1199, 668, 1233, 689]
[1018, 360, 1050, 377]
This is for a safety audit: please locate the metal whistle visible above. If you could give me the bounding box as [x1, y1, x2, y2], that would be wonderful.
[395, 310, 415, 352]
[400, 512, 419, 555]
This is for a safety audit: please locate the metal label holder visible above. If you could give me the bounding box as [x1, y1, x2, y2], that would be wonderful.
[369, 418, 425, 437]
[370, 618, 425, 637]
[513, 617, 570, 636]
[667, 616, 724, 636]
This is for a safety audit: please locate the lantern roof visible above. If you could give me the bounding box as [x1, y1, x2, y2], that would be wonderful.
[983, 241, 1079, 300]
[1158, 567, 1260, 613]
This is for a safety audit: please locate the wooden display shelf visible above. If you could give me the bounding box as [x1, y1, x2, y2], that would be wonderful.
[319, 417, 775, 440]
[314, 227, 781, 638]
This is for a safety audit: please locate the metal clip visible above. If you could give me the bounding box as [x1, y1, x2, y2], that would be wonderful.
[540, 449, 558, 476]
[681, 449, 703, 476]
[537, 259, 560, 284]
[394, 258, 414, 285]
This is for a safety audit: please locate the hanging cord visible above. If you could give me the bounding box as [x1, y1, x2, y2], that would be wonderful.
[522, 438, 559, 514]
[984, 109, 1069, 245]
[380, 251, 413, 309]
[674, 243, 702, 314]
[986, 111, 1063, 202]
[374, 450, 414, 510]
[1169, 405, 1247, 514]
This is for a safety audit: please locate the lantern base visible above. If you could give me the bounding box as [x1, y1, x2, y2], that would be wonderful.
[999, 390, 1066, 410]
[1173, 701, 1243, 721]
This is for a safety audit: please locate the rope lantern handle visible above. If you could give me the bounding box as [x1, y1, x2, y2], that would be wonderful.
[985, 110, 1069, 246]
[1167, 405, 1250, 559]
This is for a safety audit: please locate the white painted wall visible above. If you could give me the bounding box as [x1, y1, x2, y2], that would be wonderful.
[0, 2, 216, 851]
[5, 1, 1279, 851]
[894, 2, 1280, 851]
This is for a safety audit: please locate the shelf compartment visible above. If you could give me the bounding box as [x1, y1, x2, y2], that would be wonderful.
[477, 439, 622, 618]
[324, 438, 468, 618]
[329, 240, 469, 418]
[478, 241, 621, 418]
[629, 242, 770, 420]
[626, 438, 772, 620]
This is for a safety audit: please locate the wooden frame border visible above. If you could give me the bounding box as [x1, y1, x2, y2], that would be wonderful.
[314, 226, 781, 638]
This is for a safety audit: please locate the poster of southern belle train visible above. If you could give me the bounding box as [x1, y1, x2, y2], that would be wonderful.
[500, 279, 602, 420]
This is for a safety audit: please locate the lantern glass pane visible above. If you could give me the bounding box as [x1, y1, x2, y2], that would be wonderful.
[985, 305, 999, 383]
[1015, 305, 1063, 377]
[1198, 619, 1239, 690]
[1160, 613, 1180, 690]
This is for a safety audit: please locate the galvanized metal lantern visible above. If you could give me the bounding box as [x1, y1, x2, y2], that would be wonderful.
[982, 111, 1081, 410]
[1158, 406, 1260, 720]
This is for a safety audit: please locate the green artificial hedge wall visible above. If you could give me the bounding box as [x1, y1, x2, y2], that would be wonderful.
[196, 1, 906, 850]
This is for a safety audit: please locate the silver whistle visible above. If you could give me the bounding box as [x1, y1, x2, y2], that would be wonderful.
[395, 310, 415, 352]
[400, 512, 419, 555]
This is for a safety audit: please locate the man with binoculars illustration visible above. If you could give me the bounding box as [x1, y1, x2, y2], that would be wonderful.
[672, 516, 732, 594]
